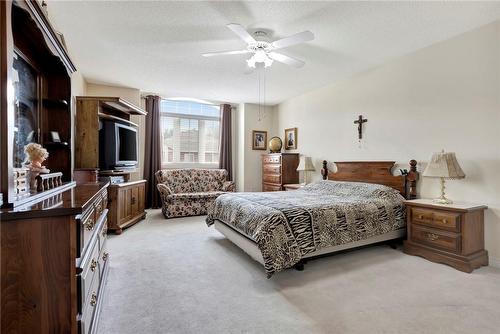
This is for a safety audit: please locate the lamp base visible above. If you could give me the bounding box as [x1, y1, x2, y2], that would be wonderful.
[433, 197, 453, 205]
[433, 178, 453, 204]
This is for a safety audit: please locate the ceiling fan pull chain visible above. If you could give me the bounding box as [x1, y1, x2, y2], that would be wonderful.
[258, 67, 262, 121]
[263, 67, 266, 120]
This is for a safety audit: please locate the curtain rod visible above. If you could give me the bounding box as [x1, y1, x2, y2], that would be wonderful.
[141, 94, 237, 109]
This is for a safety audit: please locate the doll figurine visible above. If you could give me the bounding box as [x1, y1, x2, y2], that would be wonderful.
[24, 143, 50, 189]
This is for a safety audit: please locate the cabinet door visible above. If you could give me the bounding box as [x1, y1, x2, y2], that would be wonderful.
[130, 186, 139, 216]
[118, 187, 131, 225]
[137, 183, 145, 214]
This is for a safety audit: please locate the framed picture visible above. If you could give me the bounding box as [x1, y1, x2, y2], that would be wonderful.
[50, 131, 61, 142]
[252, 130, 267, 150]
[284, 127, 297, 150]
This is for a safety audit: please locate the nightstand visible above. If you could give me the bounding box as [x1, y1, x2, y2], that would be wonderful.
[403, 199, 488, 273]
[283, 184, 304, 191]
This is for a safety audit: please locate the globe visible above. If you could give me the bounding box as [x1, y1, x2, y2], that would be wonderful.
[268, 136, 283, 153]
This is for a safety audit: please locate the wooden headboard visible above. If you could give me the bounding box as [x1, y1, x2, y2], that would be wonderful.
[320, 160, 419, 199]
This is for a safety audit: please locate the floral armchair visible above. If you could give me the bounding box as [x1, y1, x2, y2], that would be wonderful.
[155, 168, 235, 218]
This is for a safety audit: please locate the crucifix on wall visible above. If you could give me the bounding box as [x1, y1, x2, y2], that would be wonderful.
[354, 115, 368, 141]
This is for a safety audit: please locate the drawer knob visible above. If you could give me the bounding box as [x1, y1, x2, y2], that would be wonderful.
[90, 292, 97, 306]
[441, 219, 447, 224]
[426, 233, 439, 241]
[102, 252, 109, 262]
[418, 215, 423, 219]
[85, 218, 94, 231]
[90, 259, 97, 272]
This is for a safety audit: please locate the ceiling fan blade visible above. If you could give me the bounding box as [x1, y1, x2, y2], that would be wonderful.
[268, 52, 305, 68]
[202, 50, 251, 57]
[271, 31, 314, 50]
[227, 23, 256, 45]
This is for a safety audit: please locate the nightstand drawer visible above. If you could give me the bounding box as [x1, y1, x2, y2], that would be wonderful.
[411, 224, 460, 253]
[411, 207, 460, 232]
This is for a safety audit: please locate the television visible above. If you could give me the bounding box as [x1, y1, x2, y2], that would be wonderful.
[99, 120, 138, 170]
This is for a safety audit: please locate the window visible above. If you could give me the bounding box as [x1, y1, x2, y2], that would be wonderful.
[160, 99, 220, 165]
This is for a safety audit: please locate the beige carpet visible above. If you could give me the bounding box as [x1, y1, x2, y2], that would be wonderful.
[97, 210, 500, 334]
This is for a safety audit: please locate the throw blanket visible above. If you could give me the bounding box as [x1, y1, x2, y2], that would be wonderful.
[206, 181, 405, 277]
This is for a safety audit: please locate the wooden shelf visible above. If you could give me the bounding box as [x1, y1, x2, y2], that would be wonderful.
[98, 113, 138, 127]
[45, 141, 70, 148]
[76, 96, 147, 115]
[43, 99, 68, 108]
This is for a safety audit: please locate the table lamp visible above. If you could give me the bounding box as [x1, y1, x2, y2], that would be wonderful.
[297, 156, 315, 185]
[422, 150, 465, 204]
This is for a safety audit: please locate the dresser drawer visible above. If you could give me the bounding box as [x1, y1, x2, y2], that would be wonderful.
[79, 271, 100, 334]
[98, 214, 108, 252]
[411, 207, 460, 232]
[78, 239, 100, 313]
[263, 174, 281, 184]
[263, 183, 282, 192]
[98, 243, 109, 279]
[102, 190, 108, 209]
[78, 207, 96, 257]
[263, 155, 281, 164]
[411, 224, 460, 253]
[94, 196, 104, 220]
[263, 164, 281, 174]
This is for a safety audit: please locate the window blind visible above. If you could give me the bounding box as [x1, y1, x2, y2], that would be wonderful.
[160, 100, 220, 164]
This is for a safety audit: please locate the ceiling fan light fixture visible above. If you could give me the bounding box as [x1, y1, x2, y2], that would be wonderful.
[247, 57, 256, 68]
[263, 57, 273, 68]
[247, 51, 273, 68]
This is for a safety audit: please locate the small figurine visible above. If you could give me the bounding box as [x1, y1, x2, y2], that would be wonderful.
[24, 143, 50, 190]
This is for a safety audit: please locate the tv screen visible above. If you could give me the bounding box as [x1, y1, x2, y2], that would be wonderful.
[116, 123, 138, 165]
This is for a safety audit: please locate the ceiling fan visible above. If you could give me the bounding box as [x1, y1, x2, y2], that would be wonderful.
[202, 23, 314, 69]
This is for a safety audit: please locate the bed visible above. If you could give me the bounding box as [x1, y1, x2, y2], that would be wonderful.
[206, 160, 419, 277]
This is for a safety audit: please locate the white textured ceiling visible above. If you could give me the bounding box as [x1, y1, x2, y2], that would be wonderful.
[47, 1, 500, 105]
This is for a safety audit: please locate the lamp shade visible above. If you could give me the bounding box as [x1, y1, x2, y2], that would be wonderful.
[297, 156, 315, 172]
[422, 151, 465, 179]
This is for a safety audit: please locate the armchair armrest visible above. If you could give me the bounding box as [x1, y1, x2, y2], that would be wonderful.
[222, 181, 235, 192]
[157, 183, 173, 200]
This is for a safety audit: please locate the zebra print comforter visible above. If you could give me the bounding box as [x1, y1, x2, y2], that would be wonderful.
[206, 180, 406, 277]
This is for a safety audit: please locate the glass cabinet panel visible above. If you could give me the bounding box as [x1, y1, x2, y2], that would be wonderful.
[12, 52, 39, 168]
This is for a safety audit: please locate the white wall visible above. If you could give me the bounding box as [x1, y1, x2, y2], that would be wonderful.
[235, 103, 277, 192]
[85, 83, 145, 181]
[276, 21, 500, 262]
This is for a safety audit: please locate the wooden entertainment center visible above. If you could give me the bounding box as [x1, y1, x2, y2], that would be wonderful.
[75, 96, 147, 234]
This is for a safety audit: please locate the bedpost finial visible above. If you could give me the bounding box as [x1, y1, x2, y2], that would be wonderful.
[321, 160, 328, 180]
[409, 159, 417, 172]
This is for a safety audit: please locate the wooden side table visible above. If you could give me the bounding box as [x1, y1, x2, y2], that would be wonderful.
[403, 199, 488, 273]
[283, 184, 304, 191]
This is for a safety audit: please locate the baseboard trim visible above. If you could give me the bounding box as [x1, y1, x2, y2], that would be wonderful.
[489, 256, 500, 268]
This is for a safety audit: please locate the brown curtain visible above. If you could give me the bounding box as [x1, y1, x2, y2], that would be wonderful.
[218, 104, 232, 180]
[143, 95, 161, 208]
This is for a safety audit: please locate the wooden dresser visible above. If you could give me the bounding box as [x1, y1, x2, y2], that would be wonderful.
[403, 199, 488, 273]
[1, 182, 110, 334]
[262, 153, 299, 191]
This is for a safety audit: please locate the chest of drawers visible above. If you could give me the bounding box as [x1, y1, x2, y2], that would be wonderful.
[261, 153, 299, 191]
[403, 199, 488, 273]
[1, 182, 109, 334]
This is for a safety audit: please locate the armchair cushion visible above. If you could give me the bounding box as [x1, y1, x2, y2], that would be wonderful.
[222, 181, 236, 192]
